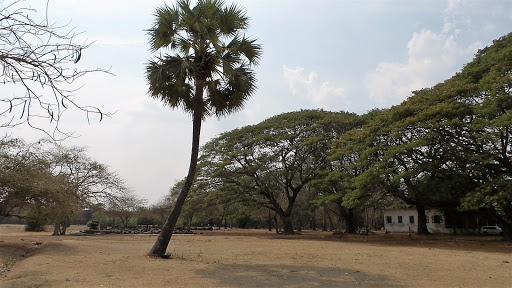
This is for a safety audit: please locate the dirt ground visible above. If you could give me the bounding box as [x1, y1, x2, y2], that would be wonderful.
[0, 225, 510, 288]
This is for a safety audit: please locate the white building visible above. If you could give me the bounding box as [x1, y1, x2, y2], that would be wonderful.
[383, 207, 452, 234]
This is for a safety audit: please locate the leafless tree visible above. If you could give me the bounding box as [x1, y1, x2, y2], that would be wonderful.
[0, 0, 111, 139]
[107, 193, 147, 228]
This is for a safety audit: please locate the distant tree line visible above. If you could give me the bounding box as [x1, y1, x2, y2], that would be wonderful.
[0, 138, 138, 234]
[158, 33, 511, 239]
[1, 24, 508, 242]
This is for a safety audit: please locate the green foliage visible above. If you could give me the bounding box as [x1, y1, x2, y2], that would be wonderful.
[92, 211, 112, 227]
[334, 33, 512, 236]
[0, 138, 131, 235]
[3, 257, 15, 268]
[23, 213, 47, 232]
[200, 109, 361, 233]
[146, 0, 262, 118]
[136, 216, 158, 226]
[457, 33, 512, 228]
[149, 33, 512, 236]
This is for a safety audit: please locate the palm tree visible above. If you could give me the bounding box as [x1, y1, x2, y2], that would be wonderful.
[146, 0, 261, 256]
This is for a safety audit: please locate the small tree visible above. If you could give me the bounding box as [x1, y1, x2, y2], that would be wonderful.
[107, 193, 146, 228]
[0, 138, 131, 235]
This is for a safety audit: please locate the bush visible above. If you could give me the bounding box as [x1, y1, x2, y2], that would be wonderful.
[24, 218, 46, 232]
[136, 216, 157, 225]
[91, 211, 113, 226]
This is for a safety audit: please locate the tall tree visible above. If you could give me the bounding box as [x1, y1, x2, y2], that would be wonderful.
[106, 193, 146, 228]
[202, 110, 345, 234]
[349, 80, 478, 235]
[345, 34, 511, 237]
[313, 110, 375, 233]
[459, 33, 512, 239]
[146, 0, 261, 256]
[0, 138, 56, 218]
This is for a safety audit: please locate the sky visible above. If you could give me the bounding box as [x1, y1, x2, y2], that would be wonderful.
[6, 0, 512, 204]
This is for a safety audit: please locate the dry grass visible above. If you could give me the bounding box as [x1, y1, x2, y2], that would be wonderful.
[0, 225, 511, 287]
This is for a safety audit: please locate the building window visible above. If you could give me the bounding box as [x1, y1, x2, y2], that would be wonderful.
[426, 216, 429, 223]
[433, 215, 443, 224]
[409, 216, 415, 223]
[386, 216, 392, 224]
[398, 216, 403, 223]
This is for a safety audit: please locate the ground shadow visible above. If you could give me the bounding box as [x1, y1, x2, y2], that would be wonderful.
[196, 263, 402, 288]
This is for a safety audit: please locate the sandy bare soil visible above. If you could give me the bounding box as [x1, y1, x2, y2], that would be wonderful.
[0, 225, 510, 287]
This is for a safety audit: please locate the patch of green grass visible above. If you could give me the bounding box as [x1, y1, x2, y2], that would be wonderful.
[3, 257, 15, 268]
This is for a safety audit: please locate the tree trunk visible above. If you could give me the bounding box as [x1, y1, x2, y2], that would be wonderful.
[343, 208, 357, 233]
[52, 223, 60, 236]
[327, 211, 334, 231]
[280, 214, 294, 234]
[187, 216, 192, 230]
[416, 204, 430, 235]
[268, 210, 272, 231]
[218, 215, 224, 230]
[60, 222, 67, 235]
[322, 205, 327, 231]
[501, 224, 511, 241]
[148, 81, 204, 257]
[311, 209, 316, 230]
[495, 214, 511, 241]
[274, 213, 278, 234]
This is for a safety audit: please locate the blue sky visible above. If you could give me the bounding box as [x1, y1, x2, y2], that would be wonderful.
[9, 0, 512, 203]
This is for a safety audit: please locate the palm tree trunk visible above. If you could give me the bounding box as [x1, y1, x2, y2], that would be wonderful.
[149, 81, 204, 257]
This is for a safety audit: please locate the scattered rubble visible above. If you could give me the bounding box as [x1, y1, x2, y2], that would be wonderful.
[74, 225, 213, 236]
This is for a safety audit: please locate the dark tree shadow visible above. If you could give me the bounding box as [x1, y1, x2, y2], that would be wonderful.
[196, 263, 402, 287]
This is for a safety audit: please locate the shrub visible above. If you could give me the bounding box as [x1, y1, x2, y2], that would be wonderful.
[24, 217, 46, 232]
[136, 216, 157, 225]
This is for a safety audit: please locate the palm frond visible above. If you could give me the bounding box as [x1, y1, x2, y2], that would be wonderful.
[147, 0, 260, 119]
[238, 36, 262, 65]
[219, 3, 249, 35]
[146, 57, 195, 113]
[148, 4, 180, 51]
[206, 65, 256, 117]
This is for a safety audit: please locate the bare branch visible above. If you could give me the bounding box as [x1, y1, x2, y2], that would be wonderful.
[0, 0, 112, 140]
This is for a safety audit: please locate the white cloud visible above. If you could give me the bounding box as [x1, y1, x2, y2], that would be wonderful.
[282, 65, 347, 111]
[364, 1, 484, 106]
[445, 0, 463, 12]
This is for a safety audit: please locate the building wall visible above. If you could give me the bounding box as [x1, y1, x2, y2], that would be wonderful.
[424, 209, 451, 233]
[384, 208, 417, 233]
[384, 208, 452, 234]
